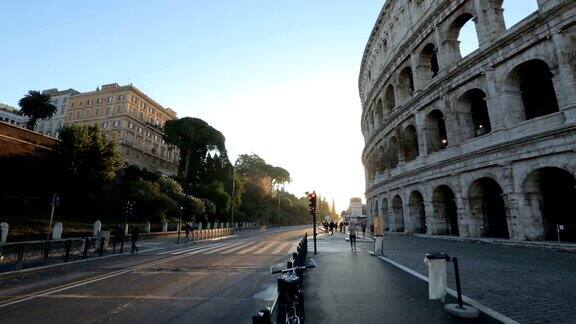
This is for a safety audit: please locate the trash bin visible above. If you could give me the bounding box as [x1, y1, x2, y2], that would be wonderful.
[424, 253, 449, 301]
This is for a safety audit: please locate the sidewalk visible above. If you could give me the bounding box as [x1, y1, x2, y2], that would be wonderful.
[303, 234, 498, 324]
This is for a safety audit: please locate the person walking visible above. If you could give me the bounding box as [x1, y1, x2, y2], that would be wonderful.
[185, 223, 191, 241]
[131, 226, 140, 253]
[329, 220, 335, 234]
[349, 222, 357, 251]
[362, 224, 366, 238]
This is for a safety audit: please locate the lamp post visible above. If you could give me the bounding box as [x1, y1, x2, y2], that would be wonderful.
[231, 160, 239, 225]
[47, 193, 60, 241]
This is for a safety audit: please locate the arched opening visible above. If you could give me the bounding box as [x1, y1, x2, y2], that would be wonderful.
[378, 145, 388, 172]
[375, 99, 384, 125]
[384, 85, 395, 116]
[398, 66, 415, 103]
[402, 125, 419, 162]
[502, 1, 538, 29]
[524, 168, 576, 242]
[508, 60, 559, 120]
[409, 191, 426, 234]
[389, 136, 400, 168]
[458, 89, 492, 140]
[392, 195, 405, 232]
[425, 110, 448, 154]
[382, 198, 390, 232]
[432, 185, 459, 236]
[446, 13, 479, 62]
[468, 178, 509, 238]
[419, 43, 440, 86]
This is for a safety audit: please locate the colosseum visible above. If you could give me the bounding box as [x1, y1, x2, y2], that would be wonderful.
[360, 0, 576, 242]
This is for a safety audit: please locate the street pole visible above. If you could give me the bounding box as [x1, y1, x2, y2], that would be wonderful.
[231, 164, 236, 224]
[313, 209, 317, 255]
[177, 206, 183, 244]
[47, 193, 59, 241]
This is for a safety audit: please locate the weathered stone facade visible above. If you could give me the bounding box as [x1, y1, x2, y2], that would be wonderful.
[359, 0, 576, 242]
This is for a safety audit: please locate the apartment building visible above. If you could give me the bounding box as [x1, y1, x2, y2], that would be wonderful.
[64, 83, 179, 176]
[0, 103, 28, 127]
[35, 88, 79, 138]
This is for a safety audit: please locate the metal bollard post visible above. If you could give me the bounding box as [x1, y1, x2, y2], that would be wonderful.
[64, 240, 72, 262]
[99, 237, 105, 256]
[452, 257, 464, 309]
[42, 241, 51, 266]
[16, 244, 26, 270]
[83, 238, 90, 258]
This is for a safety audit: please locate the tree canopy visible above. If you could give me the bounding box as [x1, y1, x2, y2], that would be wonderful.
[18, 90, 57, 130]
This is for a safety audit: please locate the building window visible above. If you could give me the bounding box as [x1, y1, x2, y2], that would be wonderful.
[138, 127, 143, 134]
[76, 111, 80, 119]
[107, 96, 113, 102]
[68, 112, 73, 120]
[102, 122, 109, 129]
[106, 106, 112, 115]
[97, 98, 102, 104]
[87, 99, 92, 106]
[116, 105, 122, 114]
[71, 102, 75, 108]
[118, 94, 124, 100]
[85, 109, 90, 118]
[79, 101, 83, 107]
[96, 108, 100, 116]
[129, 122, 134, 129]
[63, 97, 67, 103]
[113, 120, 119, 128]
[154, 134, 158, 141]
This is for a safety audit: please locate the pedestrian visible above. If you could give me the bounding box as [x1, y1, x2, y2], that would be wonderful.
[362, 224, 366, 237]
[131, 226, 140, 253]
[185, 223, 191, 241]
[329, 220, 335, 234]
[339, 221, 344, 233]
[114, 224, 125, 253]
[349, 222, 357, 251]
[323, 221, 329, 233]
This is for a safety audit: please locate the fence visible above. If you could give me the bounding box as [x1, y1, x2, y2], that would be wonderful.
[0, 225, 258, 274]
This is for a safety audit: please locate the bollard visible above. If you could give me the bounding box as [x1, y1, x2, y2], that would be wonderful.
[83, 238, 90, 258]
[64, 240, 72, 262]
[99, 237, 105, 256]
[42, 241, 51, 266]
[52, 222, 63, 240]
[15, 244, 26, 270]
[1, 222, 9, 243]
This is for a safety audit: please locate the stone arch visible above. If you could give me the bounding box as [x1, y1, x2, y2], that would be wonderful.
[392, 195, 405, 232]
[409, 190, 426, 234]
[425, 109, 448, 154]
[507, 59, 559, 120]
[384, 84, 395, 116]
[456, 88, 491, 141]
[524, 167, 576, 242]
[378, 144, 388, 172]
[468, 177, 509, 239]
[402, 124, 419, 162]
[388, 136, 400, 168]
[375, 99, 384, 125]
[432, 185, 459, 236]
[398, 66, 415, 103]
[381, 198, 390, 231]
[445, 13, 479, 62]
[419, 43, 439, 86]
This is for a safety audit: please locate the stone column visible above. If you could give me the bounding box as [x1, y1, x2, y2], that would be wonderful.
[473, 0, 506, 46]
[551, 33, 576, 121]
[93, 220, 102, 237]
[423, 199, 436, 235]
[484, 68, 507, 130]
[52, 222, 63, 240]
[0, 222, 9, 243]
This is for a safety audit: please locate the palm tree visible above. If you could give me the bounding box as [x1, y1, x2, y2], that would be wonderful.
[18, 90, 57, 130]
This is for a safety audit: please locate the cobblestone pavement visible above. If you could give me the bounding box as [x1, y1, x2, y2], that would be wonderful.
[380, 234, 576, 324]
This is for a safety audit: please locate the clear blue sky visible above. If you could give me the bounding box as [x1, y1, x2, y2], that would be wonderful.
[0, 1, 538, 212]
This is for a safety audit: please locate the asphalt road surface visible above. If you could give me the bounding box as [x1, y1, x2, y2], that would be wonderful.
[0, 226, 310, 324]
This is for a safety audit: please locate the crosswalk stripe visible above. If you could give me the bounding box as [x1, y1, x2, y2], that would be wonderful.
[164, 242, 227, 255]
[202, 242, 245, 254]
[218, 242, 254, 254]
[272, 242, 292, 254]
[290, 242, 300, 252]
[237, 244, 262, 255]
[254, 242, 278, 254]
[187, 242, 234, 255]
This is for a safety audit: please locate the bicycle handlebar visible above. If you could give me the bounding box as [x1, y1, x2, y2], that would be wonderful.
[269, 259, 316, 274]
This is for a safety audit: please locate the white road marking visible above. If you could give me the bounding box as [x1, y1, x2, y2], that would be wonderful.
[187, 242, 234, 255]
[254, 242, 278, 255]
[218, 242, 254, 254]
[272, 242, 292, 254]
[377, 255, 520, 324]
[237, 244, 262, 255]
[201, 242, 243, 254]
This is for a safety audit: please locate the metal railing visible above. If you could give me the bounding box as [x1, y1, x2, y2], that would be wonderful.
[0, 226, 257, 274]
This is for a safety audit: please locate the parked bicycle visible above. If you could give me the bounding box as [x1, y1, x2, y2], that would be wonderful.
[269, 259, 316, 324]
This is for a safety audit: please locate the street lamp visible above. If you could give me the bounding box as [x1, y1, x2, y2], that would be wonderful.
[231, 160, 239, 225]
[47, 193, 60, 241]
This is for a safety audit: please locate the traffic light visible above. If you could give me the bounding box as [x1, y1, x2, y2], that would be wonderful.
[307, 191, 317, 215]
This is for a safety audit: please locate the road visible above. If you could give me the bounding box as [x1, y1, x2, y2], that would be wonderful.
[0, 226, 310, 324]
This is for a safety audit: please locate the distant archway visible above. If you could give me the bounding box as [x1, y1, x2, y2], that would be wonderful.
[524, 167, 576, 242]
[425, 110, 448, 153]
[402, 125, 419, 162]
[432, 185, 459, 236]
[468, 178, 509, 238]
[409, 191, 426, 234]
[392, 195, 405, 232]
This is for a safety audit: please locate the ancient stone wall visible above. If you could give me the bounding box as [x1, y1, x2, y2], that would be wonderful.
[359, 0, 576, 241]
